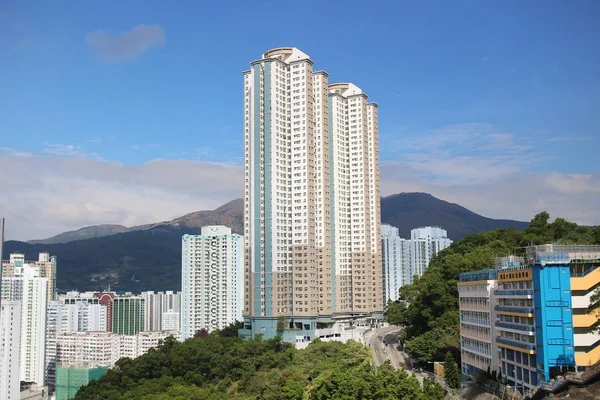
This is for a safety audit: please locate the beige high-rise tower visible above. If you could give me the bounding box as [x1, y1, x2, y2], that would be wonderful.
[241, 48, 382, 342]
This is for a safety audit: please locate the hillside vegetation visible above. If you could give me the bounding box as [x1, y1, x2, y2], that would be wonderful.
[385, 212, 600, 364]
[74, 326, 445, 400]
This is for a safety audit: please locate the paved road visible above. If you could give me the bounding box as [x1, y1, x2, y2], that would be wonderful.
[366, 325, 404, 367]
[366, 326, 437, 385]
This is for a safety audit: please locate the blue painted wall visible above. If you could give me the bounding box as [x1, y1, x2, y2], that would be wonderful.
[243, 316, 317, 344]
[533, 263, 575, 382]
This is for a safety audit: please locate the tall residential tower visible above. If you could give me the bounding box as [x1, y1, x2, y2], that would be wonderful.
[241, 48, 382, 343]
[409, 227, 452, 284]
[381, 224, 411, 303]
[1, 263, 48, 386]
[181, 226, 243, 340]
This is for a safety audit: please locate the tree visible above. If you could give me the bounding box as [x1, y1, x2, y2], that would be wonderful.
[277, 315, 286, 332]
[193, 328, 209, 339]
[444, 351, 460, 389]
[216, 321, 243, 338]
[423, 377, 445, 400]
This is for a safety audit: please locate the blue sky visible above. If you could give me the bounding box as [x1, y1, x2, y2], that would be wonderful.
[0, 0, 599, 240]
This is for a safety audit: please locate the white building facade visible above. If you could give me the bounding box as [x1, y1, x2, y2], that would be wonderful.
[140, 290, 181, 332]
[0, 300, 21, 400]
[381, 224, 411, 303]
[57, 332, 121, 367]
[242, 48, 382, 343]
[409, 227, 452, 283]
[56, 330, 179, 367]
[162, 310, 180, 331]
[181, 226, 243, 339]
[458, 269, 499, 377]
[1, 264, 48, 386]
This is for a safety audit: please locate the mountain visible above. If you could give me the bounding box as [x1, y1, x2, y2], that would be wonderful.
[27, 200, 244, 245]
[4, 193, 528, 292]
[381, 192, 529, 239]
[160, 199, 243, 233]
[28, 224, 141, 244]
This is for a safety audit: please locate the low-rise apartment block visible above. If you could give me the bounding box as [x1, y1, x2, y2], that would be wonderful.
[56, 330, 179, 368]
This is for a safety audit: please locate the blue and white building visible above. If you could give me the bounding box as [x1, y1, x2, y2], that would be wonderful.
[181, 226, 243, 339]
[459, 246, 600, 397]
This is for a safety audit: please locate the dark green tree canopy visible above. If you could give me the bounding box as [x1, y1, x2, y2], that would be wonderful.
[74, 326, 445, 399]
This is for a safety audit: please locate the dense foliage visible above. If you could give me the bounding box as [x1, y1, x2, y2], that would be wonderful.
[74, 327, 444, 400]
[386, 212, 600, 364]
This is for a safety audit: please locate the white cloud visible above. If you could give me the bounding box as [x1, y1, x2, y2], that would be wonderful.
[0, 156, 243, 241]
[85, 24, 165, 62]
[0, 147, 33, 157]
[42, 143, 82, 156]
[383, 123, 538, 184]
[1, 122, 598, 241]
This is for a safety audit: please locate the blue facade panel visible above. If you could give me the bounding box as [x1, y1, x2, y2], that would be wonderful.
[244, 316, 317, 344]
[532, 263, 575, 382]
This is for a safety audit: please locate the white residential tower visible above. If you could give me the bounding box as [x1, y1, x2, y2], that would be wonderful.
[181, 226, 243, 339]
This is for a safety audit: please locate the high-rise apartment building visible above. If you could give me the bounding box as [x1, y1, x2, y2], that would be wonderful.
[140, 290, 181, 332]
[181, 226, 243, 340]
[1, 264, 48, 385]
[409, 227, 452, 284]
[95, 292, 116, 332]
[0, 300, 21, 400]
[381, 224, 411, 302]
[241, 48, 382, 343]
[112, 296, 145, 336]
[2, 252, 57, 303]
